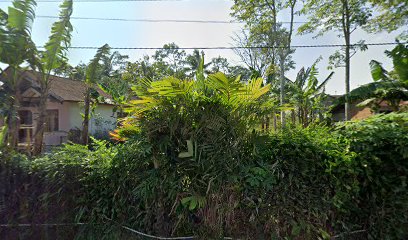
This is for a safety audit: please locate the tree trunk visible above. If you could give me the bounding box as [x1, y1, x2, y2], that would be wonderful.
[273, 112, 277, 132]
[81, 87, 91, 145]
[33, 92, 47, 155]
[279, 52, 286, 128]
[5, 68, 21, 149]
[266, 115, 270, 131]
[344, 36, 351, 121]
[7, 98, 19, 149]
[342, 0, 351, 121]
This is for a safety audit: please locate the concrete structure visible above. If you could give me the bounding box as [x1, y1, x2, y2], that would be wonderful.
[0, 69, 117, 148]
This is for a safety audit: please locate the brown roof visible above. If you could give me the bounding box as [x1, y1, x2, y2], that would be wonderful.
[23, 70, 114, 104]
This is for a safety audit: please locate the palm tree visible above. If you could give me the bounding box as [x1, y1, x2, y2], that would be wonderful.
[0, 0, 37, 148]
[117, 72, 270, 168]
[289, 63, 334, 127]
[184, 50, 211, 78]
[31, 0, 73, 155]
[81, 44, 110, 145]
[339, 43, 408, 113]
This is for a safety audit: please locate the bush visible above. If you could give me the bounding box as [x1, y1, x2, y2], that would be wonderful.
[0, 139, 118, 239]
[1, 110, 407, 239]
[336, 113, 408, 239]
[246, 126, 350, 238]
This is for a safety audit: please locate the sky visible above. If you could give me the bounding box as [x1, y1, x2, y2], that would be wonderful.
[0, 0, 406, 94]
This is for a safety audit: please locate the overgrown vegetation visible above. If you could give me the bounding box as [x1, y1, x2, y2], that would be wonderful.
[2, 96, 407, 239]
[1, 0, 408, 239]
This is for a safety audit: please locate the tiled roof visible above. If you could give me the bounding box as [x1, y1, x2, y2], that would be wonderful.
[24, 71, 114, 104]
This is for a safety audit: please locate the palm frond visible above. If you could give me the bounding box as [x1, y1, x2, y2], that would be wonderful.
[295, 67, 305, 87]
[7, 0, 36, 34]
[42, 0, 73, 72]
[195, 51, 205, 83]
[0, 9, 7, 57]
[356, 98, 378, 108]
[207, 72, 243, 104]
[336, 81, 408, 105]
[86, 44, 110, 84]
[242, 77, 271, 101]
[149, 77, 194, 97]
[370, 60, 390, 82]
[315, 71, 334, 93]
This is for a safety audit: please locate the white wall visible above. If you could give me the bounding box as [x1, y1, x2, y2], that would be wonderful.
[66, 102, 117, 136]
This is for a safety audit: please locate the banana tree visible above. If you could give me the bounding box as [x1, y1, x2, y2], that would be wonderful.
[31, 0, 73, 155]
[81, 44, 110, 145]
[289, 62, 334, 127]
[0, 0, 37, 148]
[338, 43, 408, 112]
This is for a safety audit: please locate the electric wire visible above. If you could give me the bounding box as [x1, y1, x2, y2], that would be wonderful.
[35, 42, 405, 51]
[36, 15, 306, 24]
[0, 0, 183, 3]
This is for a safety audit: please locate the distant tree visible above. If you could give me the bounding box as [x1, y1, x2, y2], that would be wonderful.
[365, 0, 408, 33]
[209, 56, 230, 73]
[98, 51, 131, 120]
[123, 56, 157, 83]
[184, 50, 211, 78]
[298, 0, 372, 121]
[231, 0, 297, 127]
[81, 44, 110, 145]
[209, 56, 252, 81]
[153, 43, 187, 79]
[231, 29, 277, 80]
[288, 61, 334, 126]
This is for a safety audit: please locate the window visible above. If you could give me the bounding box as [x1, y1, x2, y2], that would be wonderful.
[45, 110, 59, 132]
[19, 110, 32, 125]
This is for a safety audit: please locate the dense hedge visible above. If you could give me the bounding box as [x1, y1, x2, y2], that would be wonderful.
[1, 113, 407, 239]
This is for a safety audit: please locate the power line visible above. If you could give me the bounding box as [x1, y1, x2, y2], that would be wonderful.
[36, 42, 403, 50]
[0, 0, 182, 2]
[37, 15, 237, 24]
[36, 15, 306, 24]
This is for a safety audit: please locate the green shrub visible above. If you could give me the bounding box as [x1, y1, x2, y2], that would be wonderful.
[2, 111, 407, 239]
[336, 113, 408, 239]
[247, 126, 350, 238]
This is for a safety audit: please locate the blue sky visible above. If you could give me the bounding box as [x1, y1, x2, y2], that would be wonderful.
[0, 0, 405, 94]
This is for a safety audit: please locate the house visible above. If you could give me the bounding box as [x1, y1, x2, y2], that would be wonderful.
[0, 69, 118, 148]
[329, 95, 408, 121]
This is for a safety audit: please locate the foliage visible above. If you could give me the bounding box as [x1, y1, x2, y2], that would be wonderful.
[122, 43, 251, 85]
[249, 126, 347, 238]
[0, 0, 38, 148]
[336, 112, 408, 239]
[299, 0, 371, 120]
[80, 44, 111, 144]
[298, 0, 371, 38]
[27, 0, 74, 155]
[337, 42, 408, 111]
[365, 0, 408, 33]
[231, 0, 298, 127]
[2, 112, 408, 239]
[120, 73, 270, 170]
[288, 60, 334, 126]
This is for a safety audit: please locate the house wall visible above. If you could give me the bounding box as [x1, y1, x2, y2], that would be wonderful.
[332, 103, 374, 121]
[15, 100, 116, 146]
[89, 104, 117, 138]
[352, 107, 373, 120]
[16, 100, 70, 146]
[65, 101, 117, 136]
